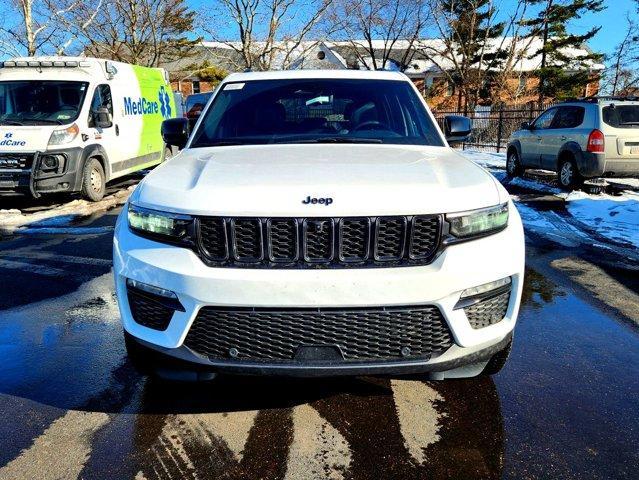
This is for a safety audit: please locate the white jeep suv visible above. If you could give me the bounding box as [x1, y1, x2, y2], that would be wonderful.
[113, 70, 525, 380]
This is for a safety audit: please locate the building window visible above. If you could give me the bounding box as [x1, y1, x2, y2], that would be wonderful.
[517, 76, 526, 94]
[446, 80, 455, 97]
[192, 81, 200, 94]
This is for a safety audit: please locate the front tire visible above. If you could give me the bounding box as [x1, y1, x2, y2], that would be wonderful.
[124, 331, 153, 375]
[482, 339, 513, 376]
[81, 158, 106, 201]
[557, 158, 583, 190]
[506, 150, 524, 178]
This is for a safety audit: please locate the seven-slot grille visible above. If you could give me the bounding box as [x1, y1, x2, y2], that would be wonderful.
[184, 305, 454, 362]
[196, 215, 441, 268]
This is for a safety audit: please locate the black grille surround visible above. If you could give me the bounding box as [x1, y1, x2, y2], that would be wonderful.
[127, 285, 184, 331]
[195, 215, 442, 269]
[184, 305, 454, 363]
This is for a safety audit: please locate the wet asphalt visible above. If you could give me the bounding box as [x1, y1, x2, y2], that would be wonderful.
[0, 183, 638, 479]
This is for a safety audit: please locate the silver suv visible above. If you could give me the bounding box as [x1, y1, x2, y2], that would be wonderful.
[507, 98, 639, 188]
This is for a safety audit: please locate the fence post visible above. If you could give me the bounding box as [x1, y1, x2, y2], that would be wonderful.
[496, 106, 504, 153]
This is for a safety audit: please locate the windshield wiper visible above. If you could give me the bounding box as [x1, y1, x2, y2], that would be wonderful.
[21, 118, 63, 125]
[277, 137, 383, 144]
[0, 120, 23, 126]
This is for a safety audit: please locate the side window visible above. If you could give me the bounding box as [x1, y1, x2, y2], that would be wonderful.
[552, 106, 585, 129]
[88, 84, 113, 127]
[533, 108, 557, 130]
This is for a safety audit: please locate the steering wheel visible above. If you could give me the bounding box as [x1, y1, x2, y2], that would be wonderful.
[353, 120, 391, 132]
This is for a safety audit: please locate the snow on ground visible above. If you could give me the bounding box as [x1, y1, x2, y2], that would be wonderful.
[559, 191, 639, 249]
[0, 186, 133, 235]
[461, 149, 639, 249]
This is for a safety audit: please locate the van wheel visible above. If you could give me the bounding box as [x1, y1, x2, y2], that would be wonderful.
[557, 158, 583, 190]
[506, 150, 524, 177]
[163, 146, 173, 162]
[482, 339, 513, 376]
[81, 158, 106, 201]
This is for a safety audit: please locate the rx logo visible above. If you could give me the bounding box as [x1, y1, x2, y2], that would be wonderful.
[158, 86, 172, 119]
[5, 133, 12, 138]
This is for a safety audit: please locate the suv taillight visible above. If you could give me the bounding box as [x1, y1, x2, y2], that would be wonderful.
[587, 129, 605, 153]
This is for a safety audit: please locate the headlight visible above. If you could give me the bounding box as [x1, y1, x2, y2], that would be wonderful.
[127, 203, 193, 241]
[48, 123, 79, 145]
[447, 203, 509, 239]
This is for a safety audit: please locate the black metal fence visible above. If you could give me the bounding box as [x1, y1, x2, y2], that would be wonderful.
[432, 103, 555, 152]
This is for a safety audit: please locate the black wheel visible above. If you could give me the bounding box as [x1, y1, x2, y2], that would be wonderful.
[124, 331, 153, 375]
[482, 339, 513, 376]
[81, 157, 106, 201]
[163, 146, 173, 162]
[557, 157, 583, 190]
[506, 149, 524, 178]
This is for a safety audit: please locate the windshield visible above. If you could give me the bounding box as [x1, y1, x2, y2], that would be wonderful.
[190, 79, 444, 147]
[602, 104, 639, 128]
[0, 80, 88, 125]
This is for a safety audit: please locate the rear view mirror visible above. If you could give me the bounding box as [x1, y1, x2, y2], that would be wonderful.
[444, 115, 472, 144]
[162, 118, 190, 149]
[93, 107, 112, 129]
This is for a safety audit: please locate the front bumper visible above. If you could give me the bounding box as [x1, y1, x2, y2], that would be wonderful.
[114, 203, 525, 377]
[0, 148, 83, 196]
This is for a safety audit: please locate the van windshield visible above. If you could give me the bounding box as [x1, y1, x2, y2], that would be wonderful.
[0, 80, 88, 125]
[190, 79, 444, 147]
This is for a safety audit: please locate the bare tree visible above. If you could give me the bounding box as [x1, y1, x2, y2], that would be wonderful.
[418, 0, 534, 111]
[328, 0, 429, 71]
[205, 0, 333, 71]
[82, 0, 200, 67]
[0, 0, 103, 56]
[602, 14, 639, 95]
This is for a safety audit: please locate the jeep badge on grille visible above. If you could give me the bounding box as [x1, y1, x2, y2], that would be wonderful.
[302, 196, 333, 205]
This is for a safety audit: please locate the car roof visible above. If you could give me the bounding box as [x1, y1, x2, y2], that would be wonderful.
[222, 69, 408, 83]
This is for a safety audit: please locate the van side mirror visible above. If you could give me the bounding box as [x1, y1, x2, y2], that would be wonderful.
[521, 122, 532, 130]
[161, 118, 189, 149]
[93, 107, 112, 129]
[444, 115, 472, 144]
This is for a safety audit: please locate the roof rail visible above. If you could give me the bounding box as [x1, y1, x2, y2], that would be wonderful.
[559, 95, 639, 104]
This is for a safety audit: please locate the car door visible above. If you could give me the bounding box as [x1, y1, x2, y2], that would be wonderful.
[540, 106, 585, 170]
[87, 84, 119, 169]
[527, 107, 558, 168]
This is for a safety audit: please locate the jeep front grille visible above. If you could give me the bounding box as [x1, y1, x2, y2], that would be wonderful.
[184, 305, 453, 362]
[196, 215, 441, 268]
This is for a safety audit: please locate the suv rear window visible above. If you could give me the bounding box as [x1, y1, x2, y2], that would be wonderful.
[602, 105, 639, 128]
[552, 106, 585, 129]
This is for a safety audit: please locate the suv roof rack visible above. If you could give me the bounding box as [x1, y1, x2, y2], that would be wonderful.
[560, 95, 639, 104]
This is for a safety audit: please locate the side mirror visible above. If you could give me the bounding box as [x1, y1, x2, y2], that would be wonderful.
[161, 118, 189, 149]
[444, 115, 472, 144]
[521, 122, 532, 130]
[93, 107, 112, 129]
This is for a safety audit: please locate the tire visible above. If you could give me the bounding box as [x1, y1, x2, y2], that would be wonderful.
[557, 157, 583, 190]
[124, 331, 153, 375]
[163, 146, 173, 162]
[506, 149, 524, 178]
[81, 157, 106, 201]
[482, 339, 513, 376]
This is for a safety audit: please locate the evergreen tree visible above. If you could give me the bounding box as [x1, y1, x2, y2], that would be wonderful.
[524, 0, 605, 105]
[427, 0, 507, 111]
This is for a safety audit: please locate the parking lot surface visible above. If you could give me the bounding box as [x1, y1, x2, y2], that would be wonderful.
[0, 170, 638, 479]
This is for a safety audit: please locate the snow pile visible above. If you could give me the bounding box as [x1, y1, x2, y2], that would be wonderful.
[559, 191, 639, 249]
[0, 186, 134, 235]
[458, 150, 506, 169]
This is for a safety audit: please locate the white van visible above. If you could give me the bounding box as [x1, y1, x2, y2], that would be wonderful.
[0, 56, 178, 201]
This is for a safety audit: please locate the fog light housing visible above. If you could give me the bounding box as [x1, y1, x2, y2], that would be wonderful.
[126, 279, 184, 331]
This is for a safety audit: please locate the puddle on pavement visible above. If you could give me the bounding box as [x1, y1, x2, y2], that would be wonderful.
[0, 267, 637, 479]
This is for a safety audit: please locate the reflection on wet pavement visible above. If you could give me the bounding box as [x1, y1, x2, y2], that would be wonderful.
[0, 242, 638, 479]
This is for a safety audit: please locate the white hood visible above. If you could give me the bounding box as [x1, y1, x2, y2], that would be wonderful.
[133, 144, 502, 216]
[0, 126, 54, 152]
